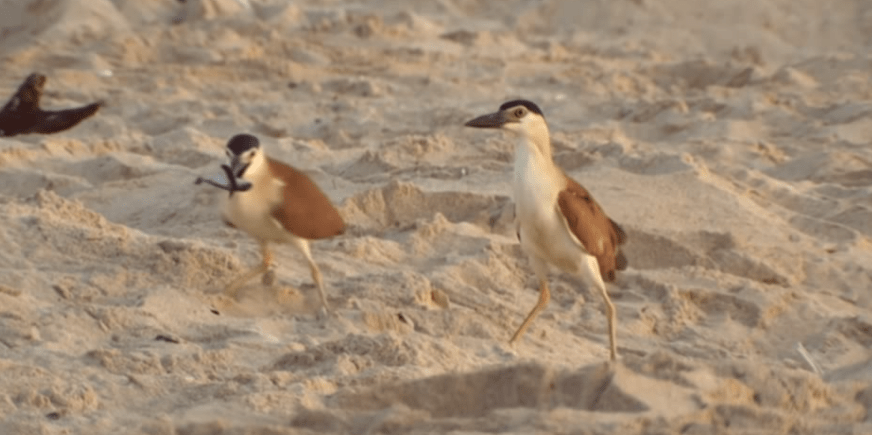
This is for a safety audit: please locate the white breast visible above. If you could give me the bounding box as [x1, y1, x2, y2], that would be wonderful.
[222, 166, 289, 242]
[513, 143, 586, 272]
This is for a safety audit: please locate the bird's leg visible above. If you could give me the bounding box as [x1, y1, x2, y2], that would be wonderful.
[509, 278, 550, 345]
[600, 283, 618, 361]
[309, 261, 330, 317]
[261, 269, 276, 286]
[292, 238, 332, 317]
[224, 242, 272, 298]
[258, 243, 274, 285]
[582, 256, 618, 361]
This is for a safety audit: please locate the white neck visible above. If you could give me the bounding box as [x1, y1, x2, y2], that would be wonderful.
[512, 123, 566, 209]
[511, 114, 553, 162]
[528, 125, 552, 161]
[514, 128, 556, 175]
[241, 151, 268, 181]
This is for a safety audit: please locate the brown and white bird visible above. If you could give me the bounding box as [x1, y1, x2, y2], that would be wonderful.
[198, 133, 345, 315]
[465, 100, 627, 361]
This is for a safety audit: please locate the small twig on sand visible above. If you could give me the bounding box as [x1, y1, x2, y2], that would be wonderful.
[795, 342, 822, 376]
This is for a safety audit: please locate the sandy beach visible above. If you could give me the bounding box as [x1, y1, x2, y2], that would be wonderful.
[1, 0, 872, 433]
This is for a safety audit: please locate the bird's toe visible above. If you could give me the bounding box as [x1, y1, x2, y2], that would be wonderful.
[315, 305, 335, 321]
[261, 270, 276, 286]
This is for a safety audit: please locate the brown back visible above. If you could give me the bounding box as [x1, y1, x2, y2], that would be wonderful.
[557, 175, 627, 282]
[267, 158, 345, 240]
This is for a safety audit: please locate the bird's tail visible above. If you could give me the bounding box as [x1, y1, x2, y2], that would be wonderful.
[615, 251, 628, 271]
[610, 218, 628, 245]
[610, 218, 628, 271]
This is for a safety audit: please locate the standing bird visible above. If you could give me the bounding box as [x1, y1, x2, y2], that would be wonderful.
[199, 133, 345, 315]
[465, 100, 627, 361]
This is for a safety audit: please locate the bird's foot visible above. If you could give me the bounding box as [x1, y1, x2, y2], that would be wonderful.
[261, 270, 276, 286]
[315, 305, 334, 321]
[495, 342, 519, 359]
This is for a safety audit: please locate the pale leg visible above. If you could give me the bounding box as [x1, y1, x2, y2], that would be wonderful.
[510, 257, 550, 344]
[580, 255, 618, 361]
[225, 242, 271, 298]
[291, 237, 331, 316]
[262, 269, 276, 286]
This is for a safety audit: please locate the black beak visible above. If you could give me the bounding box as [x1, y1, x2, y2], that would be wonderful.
[229, 156, 249, 178]
[194, 162, 252, 195]
[464, 111, 508, 129]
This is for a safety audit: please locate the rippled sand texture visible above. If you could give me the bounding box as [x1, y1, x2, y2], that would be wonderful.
[2, 0, 872, 433]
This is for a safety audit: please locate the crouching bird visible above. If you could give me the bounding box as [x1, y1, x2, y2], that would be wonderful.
[465, 100, 627, 361]
[201, 133, 345, 316]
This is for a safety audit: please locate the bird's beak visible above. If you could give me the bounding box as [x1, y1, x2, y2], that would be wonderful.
[194, 161, 252, 194]
[229, 156, 249, 178]
[464, 110, 508, 129]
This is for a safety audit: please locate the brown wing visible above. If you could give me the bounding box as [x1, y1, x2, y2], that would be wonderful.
[557, 174, 628, 282]
[267, 158, 345, 240]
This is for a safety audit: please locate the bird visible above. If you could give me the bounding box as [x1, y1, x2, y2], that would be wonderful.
[0, 73, 102, 137]
[464, 100, 627, 361]
[199, 133, 345, 315]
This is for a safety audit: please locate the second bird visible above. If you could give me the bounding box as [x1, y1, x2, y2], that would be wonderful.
[210, 133, 345, 316]
[465, 100, 627, 361]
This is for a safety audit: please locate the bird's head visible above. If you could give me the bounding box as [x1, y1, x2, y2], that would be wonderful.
[225, 133, 263, 179]
[464, 100, 549, 144]
[195, 132, 262, 194]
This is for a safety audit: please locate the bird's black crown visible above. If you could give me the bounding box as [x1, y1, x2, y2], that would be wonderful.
[226, 133, 260, 155]
[499, 99, 544, 117]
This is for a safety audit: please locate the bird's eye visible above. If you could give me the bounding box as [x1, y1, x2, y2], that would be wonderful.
[514, 108, 525, 118]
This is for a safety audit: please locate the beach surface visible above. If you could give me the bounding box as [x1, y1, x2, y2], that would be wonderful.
[1, 0, 872, 433]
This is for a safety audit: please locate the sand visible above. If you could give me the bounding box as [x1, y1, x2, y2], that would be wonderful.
[1, 0, 872, 433]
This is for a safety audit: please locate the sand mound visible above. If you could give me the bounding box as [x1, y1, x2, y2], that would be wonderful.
[340, 180, 509, 232]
